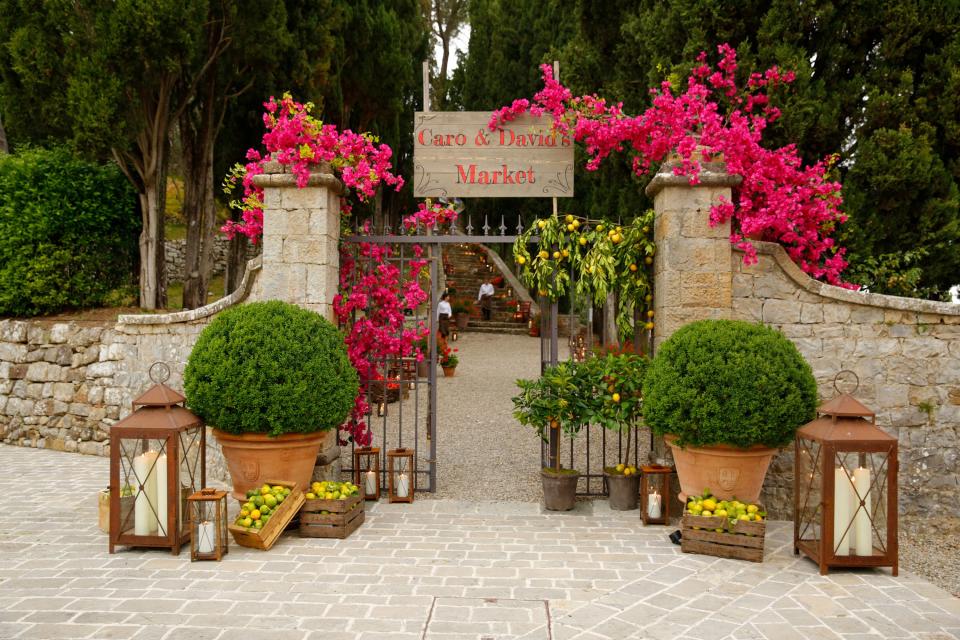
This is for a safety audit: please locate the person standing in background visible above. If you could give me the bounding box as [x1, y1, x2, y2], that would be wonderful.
[478, 279, 495, 321]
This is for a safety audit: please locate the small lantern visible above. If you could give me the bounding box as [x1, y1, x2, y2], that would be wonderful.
[354, 447, 381, 501]
[794, 372, 898, 576]
[187, 488, 228, 561]
[640, 464, 675, 525]
[386, 448, 415, 503]
[109, 363, 205, 555]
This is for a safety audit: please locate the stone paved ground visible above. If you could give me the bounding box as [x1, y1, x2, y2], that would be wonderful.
[4, 446, 959, 640]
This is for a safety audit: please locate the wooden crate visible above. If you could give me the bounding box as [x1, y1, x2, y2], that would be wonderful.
[299, 494, 365, 539]
[680, 513, 766, 562]
[228, 480, 305, 551]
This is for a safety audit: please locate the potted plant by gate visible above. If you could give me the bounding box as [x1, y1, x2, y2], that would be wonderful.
[642, 319, 817, 504]
[451, 299, 472, 329]
[513, 362, 587, 510]
[439, 345, 459, 377]
[583, 352, 649, 510]
[185, 301, 359, 500]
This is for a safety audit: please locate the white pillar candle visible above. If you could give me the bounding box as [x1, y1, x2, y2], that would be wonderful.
[134, 451, 159, 535]
[833, 467, 852, 555]
[365, 470, 377, 496]
[396, 472, 410, 498]
[853, 467, 872, 556]
[647, 490, 662, 519]
[155, 454, 168, 536]
[847, 476, 857, 549]
[197, 521, 215, 554]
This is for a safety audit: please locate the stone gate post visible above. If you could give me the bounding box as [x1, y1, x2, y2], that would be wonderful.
[250, 161, 344, 476]
[251, 161, 344, 322]
[646, 162, 742, 349]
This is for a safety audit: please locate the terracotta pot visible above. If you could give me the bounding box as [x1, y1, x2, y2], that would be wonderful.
[442, 366, 456, 377]
[605, 472, 640, 510]
[213, 429, 334, 500]
[665, 435, 777, 504]
[455, 313, 470, 329]
[541, 469, 579, 511]
[416, 359, 430, 378]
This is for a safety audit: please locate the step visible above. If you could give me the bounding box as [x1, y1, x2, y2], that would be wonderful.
[461, 325, 531, 335]
[463, 320, 528, 330]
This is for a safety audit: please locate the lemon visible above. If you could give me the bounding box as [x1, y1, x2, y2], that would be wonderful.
[306, 492, 316, 499]
[645, 322, 654, 330]
[615, 463, 625, 473]
[747, 504, 759, 514]
[642, 226, 650, 233]
[702, 498, 717, 511]
[562, 249, 569, 257]
[242, 502, 254, 513]
[260, 505, 272, 516]
[612, 393, 620, 403]
[701, 510, 712, 517]
[629, 264, 637, 272]
[579, 237, 587, 245]
[572, 220, 580, 229]
[517, 255, 526, 265]
[239, 508, 250, 518]
[264, 494, 278, 508]
[552, 251, 561, 259]
[565, 214, 574, 223]
[324, 492, 334, 500]
[738, 514, 750, 521]
[596, 224, 604, 232]
[612, 233, 622, 244]
[715, 509, 728, 518]
[645, 294, 652, 302]
[539, 250, 549, 260]
[240, 517, 252, 528]
[623, 467, 632, 476]
[645, 256, 653, 265]
[250, 509, 261, 520]
[275, 493, 285, 503]
[272, 485, 284, 492]
[567, 224, 575, 232]
[260, 484, 271, 495]
[537, 220, 546, 229]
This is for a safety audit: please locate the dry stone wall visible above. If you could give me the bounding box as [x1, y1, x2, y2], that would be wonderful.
[164, 236, 260, 283]
[733, 243, 960, 519]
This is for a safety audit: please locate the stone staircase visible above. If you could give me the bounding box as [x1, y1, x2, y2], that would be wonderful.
[443, 244, 530, 336]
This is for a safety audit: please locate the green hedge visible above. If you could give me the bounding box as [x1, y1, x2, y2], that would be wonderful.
[0, 147, 139, 315]
[184, 301, 359, 437]
[642, 320, 818, 448]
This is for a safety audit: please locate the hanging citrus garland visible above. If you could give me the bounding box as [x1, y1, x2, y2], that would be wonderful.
[512, 210, 656, 339]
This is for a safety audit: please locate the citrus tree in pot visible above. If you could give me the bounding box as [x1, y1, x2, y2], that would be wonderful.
[642, 319, 817, 504]
[185, 301, 359, 499]
[584, 352, 649, 510]
[513, 362, 587, 511]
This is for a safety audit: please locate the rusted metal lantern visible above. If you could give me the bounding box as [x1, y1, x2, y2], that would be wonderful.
[109, 363, 205, 555]
[794, 373, 898, 576]
[353, 446, 381, 501]
[640, 464, 675, 525]
[187, 488, 228, 561]
[386, 448, 415, 503]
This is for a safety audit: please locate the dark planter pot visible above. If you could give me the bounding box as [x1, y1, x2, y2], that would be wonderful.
[455, 313, 470, 330]
[541, 469, 579, 511]
[605, 472, 640, 510]
[416, 359, 430, 378]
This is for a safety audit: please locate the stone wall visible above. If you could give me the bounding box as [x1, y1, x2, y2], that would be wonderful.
[648, 163, 960, 519]
[733, 242, 960, 518]
[164, 236, 260, 283]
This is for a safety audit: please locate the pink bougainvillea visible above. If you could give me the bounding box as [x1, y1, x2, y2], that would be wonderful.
[491, 44, 851, 286]
[223, 92, 457, 446]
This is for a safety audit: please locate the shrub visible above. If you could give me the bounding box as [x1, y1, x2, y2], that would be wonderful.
[184, 301, 359, 437]
[642, 320, 817, 449]
[0, 147, 139, 315]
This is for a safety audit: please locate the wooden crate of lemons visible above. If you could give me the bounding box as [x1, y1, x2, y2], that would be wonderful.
[228, 481, 305, 550]
[299, 481, 365, 539]
[681, 490, 767, 562]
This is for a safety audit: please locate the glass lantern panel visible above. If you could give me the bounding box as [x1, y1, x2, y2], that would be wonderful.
[191, 501, 218, 555]
[832, 450, 890, 557]
[392, 457, 412, 498]
[178, 427, 204, 537]
[796, 438, 823, 547]
[119, 437, 170, 537]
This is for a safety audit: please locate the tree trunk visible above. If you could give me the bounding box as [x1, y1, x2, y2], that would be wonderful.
[180, 75, 218, 310]
[603, 293, 619, 349]
[224, 233, 248, 295]
[138, 162, 167, 310]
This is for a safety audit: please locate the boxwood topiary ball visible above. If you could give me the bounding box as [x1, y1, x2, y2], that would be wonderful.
[642, 319, 817, 449]
[184, 301, 359, 437]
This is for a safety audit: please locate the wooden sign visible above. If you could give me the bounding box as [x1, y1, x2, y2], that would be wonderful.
[413, 111, 574, 198]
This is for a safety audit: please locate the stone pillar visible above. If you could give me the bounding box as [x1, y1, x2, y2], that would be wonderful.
[251, 161, 343, 475]
[251, 161, 343, 322]
[645, 162, 742, 349]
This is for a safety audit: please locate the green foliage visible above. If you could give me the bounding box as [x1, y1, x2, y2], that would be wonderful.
[579, 352, 649, 434]
[184, 301, 358, 437]
[513, 361, 590, 443]
[0, 148, 138, 315]
[842, 248, 938, 299]
[642, 320, 817, 449]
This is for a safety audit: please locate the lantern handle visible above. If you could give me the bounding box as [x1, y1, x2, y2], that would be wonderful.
[149, 361, 171, 384]
[201, 488, 216, 496]
[833, 369, 860, 395]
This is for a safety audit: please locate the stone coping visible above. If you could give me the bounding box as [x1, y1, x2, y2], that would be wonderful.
[116, 256, 262, 326]
[251, 161, 344, 194]
[741, 241, 960, 316]
[645, 162, 742, 197]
